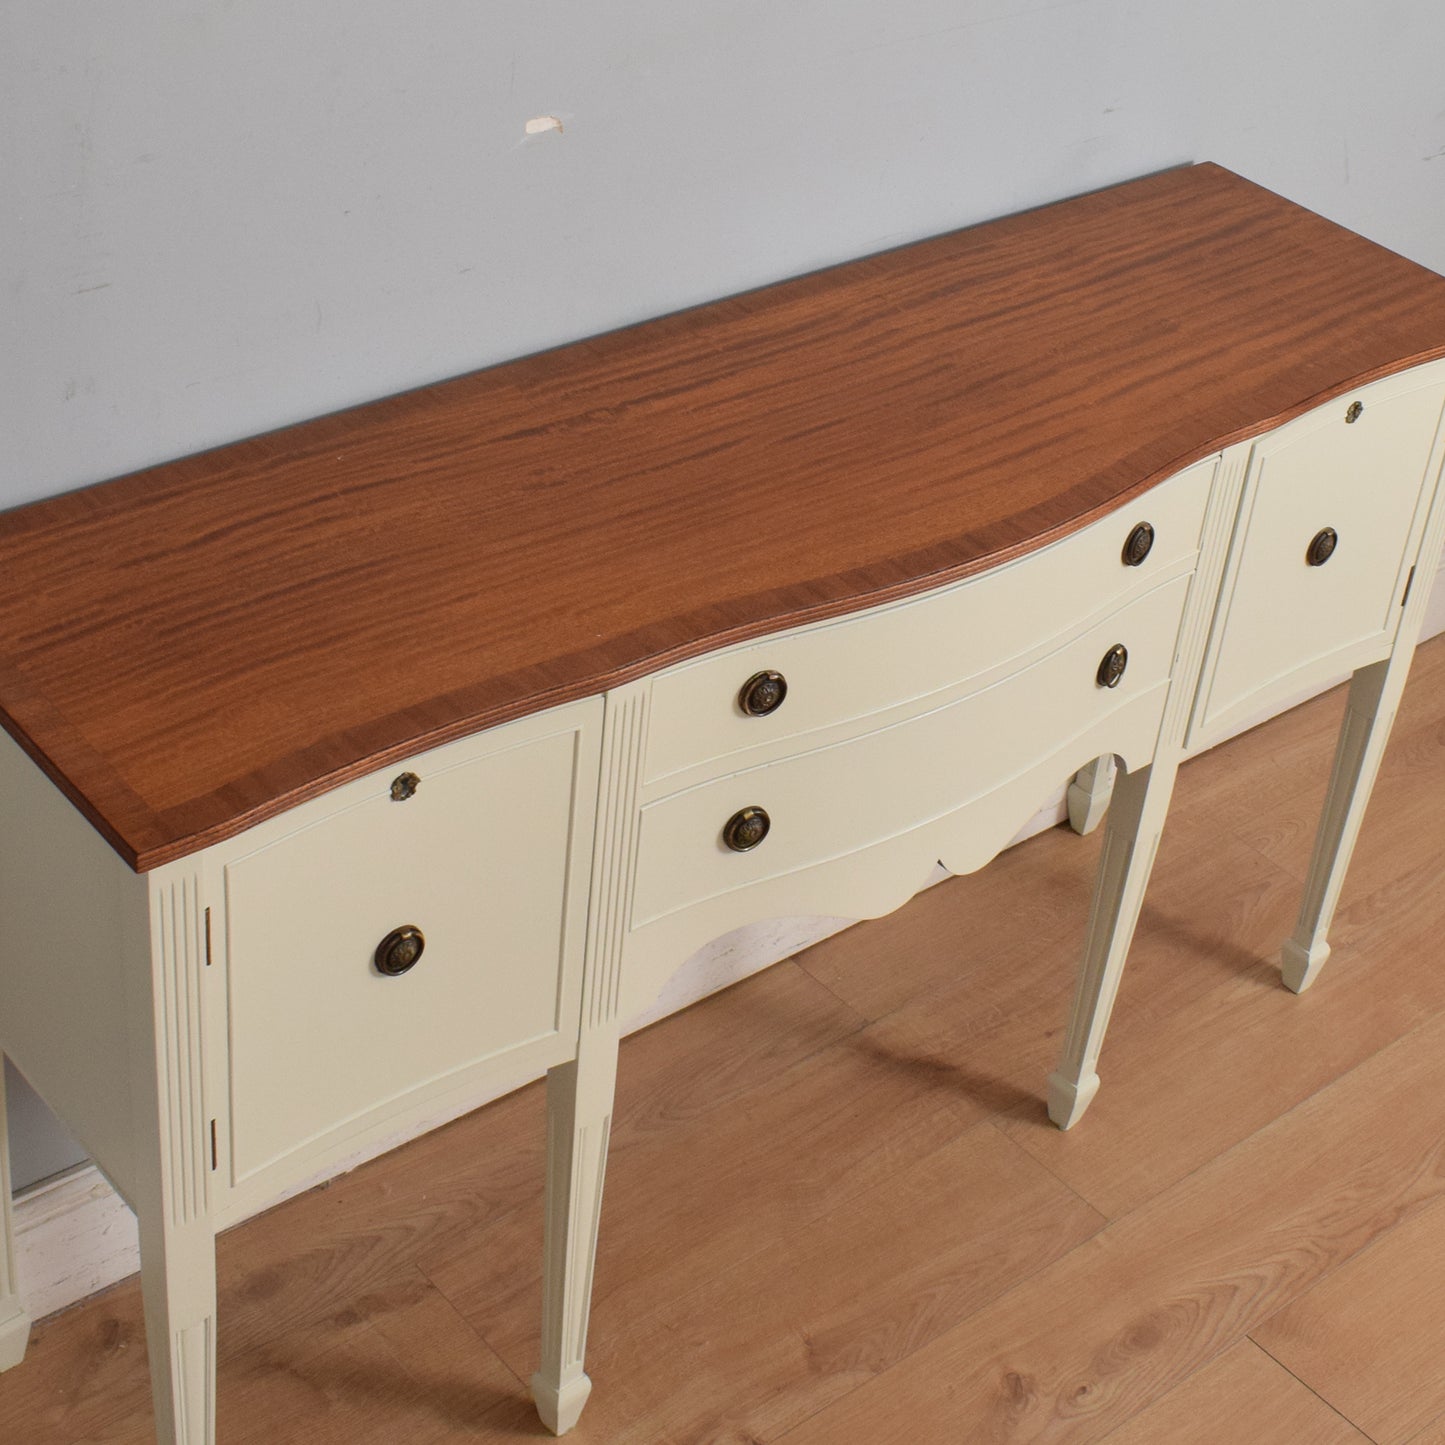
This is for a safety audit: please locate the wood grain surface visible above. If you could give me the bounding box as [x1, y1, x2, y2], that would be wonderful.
[4, 161, 1445, 869]
[1254, 1194, 1445, 1443]
[1097, 1341, 1370, 1445]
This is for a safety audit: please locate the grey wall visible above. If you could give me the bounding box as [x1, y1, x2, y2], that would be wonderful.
[3, 1061, 86, 1192]
[6, 1, 1445, 510]
[4, 1, 1445, 1188]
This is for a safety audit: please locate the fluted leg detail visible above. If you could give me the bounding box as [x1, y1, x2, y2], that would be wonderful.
[1049, 760, 1177, 1129]
[531, 1033, 620, 1435]
[1283, 659, 1399, 993]
[138, 1210, 216, 1444]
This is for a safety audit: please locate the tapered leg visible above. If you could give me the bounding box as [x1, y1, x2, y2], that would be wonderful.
[138, 1209, 217, 1445]
[1282, 658, 1402, 993]
[1049, 760, 1177, 1129]
[0, 1059, 31, 1372]
[531, 1031, 620, 1435]
[128, 865, 219, 1444]
[1067, 754, 1117, 836]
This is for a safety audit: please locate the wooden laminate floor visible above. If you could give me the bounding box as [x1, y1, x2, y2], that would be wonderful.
[7, 634, 1445, 1443]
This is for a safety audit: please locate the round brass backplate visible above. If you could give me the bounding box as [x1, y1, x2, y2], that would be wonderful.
[723, 806, 771, 852]
[739, 670, 788, 717]
[1097, 643, 1128, 689]
[375, 925, 425, 976]
[1306, 527, 1338, 567]
[1122, 521, 1155, 567]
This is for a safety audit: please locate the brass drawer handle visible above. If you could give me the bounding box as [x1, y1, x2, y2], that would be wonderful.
[739, 670, 788, 717]
[1122, 522, 1155, 567]
[723, 806, 771, 852]
[1096, 644, 1128, 689]
[1345, 399, 1363, 424]
[1307, 527, 1338, 567]
[390, 771, 420, 801]
[375, 925, 425, 976]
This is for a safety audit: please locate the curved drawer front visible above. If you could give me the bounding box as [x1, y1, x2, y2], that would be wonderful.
[644, 457, 1215, 786]
[1194, 368, 1445, 742]
[218, 700, 600, 1188]
[633, 573, 1190, 928]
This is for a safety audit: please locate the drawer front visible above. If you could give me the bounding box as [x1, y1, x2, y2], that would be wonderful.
[644, 457, 1215, 786]
[633, 573, 1189, 928]
[1194, 372, 1445, 741]
[219, 700, 600, 1186]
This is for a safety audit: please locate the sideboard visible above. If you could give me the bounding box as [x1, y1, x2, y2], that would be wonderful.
[3, 162, 1445, 1443]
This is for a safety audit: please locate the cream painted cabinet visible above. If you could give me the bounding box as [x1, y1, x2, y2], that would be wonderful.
[5, 168, 1445, 1445]
[532, 364, 1445, 1434]
[1192, 369, 1445, 746]
[0, 699, 603, 1441]
[526, 453, 1235, 1434]
[212, 705, 602, 1217]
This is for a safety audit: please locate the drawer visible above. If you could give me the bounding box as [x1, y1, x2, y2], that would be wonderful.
[1193, 369, 1445, 743]
[644, 456, 1216, 786]
[632, 573, 1190, 929]
[217, 699, 601, 1187]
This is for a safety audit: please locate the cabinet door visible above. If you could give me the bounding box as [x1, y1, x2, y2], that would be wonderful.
[216, 699, 600, 1199]
[1192, 371, 1445, 744]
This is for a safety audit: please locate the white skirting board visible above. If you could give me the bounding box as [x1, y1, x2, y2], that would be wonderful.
[13, 557, 1445, 1324]
[14, 1166, 139, 1324]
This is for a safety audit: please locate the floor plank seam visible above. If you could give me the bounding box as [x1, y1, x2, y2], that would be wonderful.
[981, 1117, 1116, 1229]
[1220, 818, 1315, 892]
[790, 952, 885, 1025]
[406, 1262, 532, 1396]
[1402, 1403, 1445, 1445]
[1234, 983, 1445, 1155]
[1247, 1333, 1383, 1444]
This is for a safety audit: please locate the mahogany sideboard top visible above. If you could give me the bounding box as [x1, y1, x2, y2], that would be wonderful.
[5, 161, 1445, 871]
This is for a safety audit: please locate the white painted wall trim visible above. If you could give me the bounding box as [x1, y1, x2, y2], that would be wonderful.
[14, 556, 1445, 1324]
[14, 1165, 138, 1323]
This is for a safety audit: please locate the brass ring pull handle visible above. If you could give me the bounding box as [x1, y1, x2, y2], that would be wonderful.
[1096, 643, 1128, 689]
[739, 670, 788, 717]
[1122, 522, 1155, 567]
[1306, 527, 1338, 567]
[375, 925, 425, 976]
[723, 806, 771, 852]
